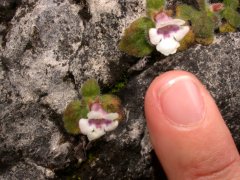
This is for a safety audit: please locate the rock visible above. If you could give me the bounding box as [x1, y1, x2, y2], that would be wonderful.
[60, 33, 240, 179]
[0, 0, 145, 178]
[69, 0, 146, 85]
[0, 160, 55, 179]
[0, 0, 21, 23]
[1, 0, 240, 179]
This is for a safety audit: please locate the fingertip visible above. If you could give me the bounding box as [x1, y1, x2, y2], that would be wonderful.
[144, 70, 240, 179]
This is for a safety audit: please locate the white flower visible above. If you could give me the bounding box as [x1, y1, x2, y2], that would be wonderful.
[149, 12, 190, 56]
[79, 103, 119, 141]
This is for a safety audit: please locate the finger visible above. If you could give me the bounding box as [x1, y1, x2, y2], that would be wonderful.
[144, 70, 240, 179]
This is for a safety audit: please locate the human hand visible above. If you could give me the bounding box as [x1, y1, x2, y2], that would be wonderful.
[145, 70, 240, 179]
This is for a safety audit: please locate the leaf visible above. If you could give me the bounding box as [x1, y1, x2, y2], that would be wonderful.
[223, 0, 239, 10]
[207, 11, 221, 29]
[177, 4, 215, 45]
[119, 17, 155, 57]
[197, 0, 208, 11]
[222, 7, 240, 28]
[146, 0, 165, 17]
[191, 14, 215, 40]
[176, 5, 200, 21]
[100, 94, 124, 121]
[63, 100, 89, 134]
[81, 79, 100, 97]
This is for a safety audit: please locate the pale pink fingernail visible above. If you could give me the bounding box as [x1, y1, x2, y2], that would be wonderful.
[159, 77, 205, 126]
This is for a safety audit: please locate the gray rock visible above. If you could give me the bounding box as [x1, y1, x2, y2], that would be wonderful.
[69, 0, 146, 85]
[0, 160, 55, 179]
[0, 0, 146, 178]
[62, 33, 240, 179]
[1, 0, 240, 179]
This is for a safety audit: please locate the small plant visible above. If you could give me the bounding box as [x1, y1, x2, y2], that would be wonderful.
[220, 0, 240, 32]
[119, 0, 240, 57]
[63, 79, 124, 141]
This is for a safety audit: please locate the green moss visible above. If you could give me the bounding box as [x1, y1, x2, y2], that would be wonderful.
[110, 81, 126, 94]
[178, 30, 195, 51]
[66, 175, 81, 180]
[88, 153, 96, 163]
[219, 22, 236, 32]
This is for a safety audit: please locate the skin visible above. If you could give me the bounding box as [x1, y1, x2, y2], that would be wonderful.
[144, 70, 240, 180]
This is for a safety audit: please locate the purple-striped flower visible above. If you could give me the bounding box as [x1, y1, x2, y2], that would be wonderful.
[79, 103, 119, 141]
[149, 12, 189, 56]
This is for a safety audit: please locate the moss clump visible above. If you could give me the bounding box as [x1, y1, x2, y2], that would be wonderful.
[110, 82, 126, 94]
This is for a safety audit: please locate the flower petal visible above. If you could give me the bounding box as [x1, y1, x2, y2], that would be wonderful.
[79, 119, 94, 135]
[105, 113, 119, 120]
[91, 103, 107, 115]
[87, 111, 104, 119]
[104, 121, 119, 132]
[149, 28, 162, 45]
[173, 26, 190, 41]
[156, 37, 180, 56]
[155, 12, 173, 24]
[210, 3, 224, 12]
[87, 129, 105, 141]
[157, 19, 186, 29]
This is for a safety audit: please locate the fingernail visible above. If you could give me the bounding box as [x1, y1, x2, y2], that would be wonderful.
[158, 77, 205, 126]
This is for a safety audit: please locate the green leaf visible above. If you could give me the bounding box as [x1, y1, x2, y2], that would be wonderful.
[222, 7, 240, 28]
[119, 17, 155, 57]
[81, 79, 100, 97]
[177, 4, 216, 45]
[207, 10, 221, 29]
[146, 0, 165, 17]
[176, 5, 200, 21]
[63, 100, 89, 134]
[197, 0, 208, 11]
[223, 0, 239, 10]
[191, 14, 215, 40]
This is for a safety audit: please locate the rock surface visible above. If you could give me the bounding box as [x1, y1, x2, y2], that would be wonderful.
[68, 32, 240, 179]
[0, 0, 240, 179]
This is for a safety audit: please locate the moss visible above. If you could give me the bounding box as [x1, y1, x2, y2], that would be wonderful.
[108, 76, 128, 94]
[195, 36, 214, 45]
[87, 153, 96, 163]
[219, 23, 236, 33]
[110, 82, 126, 94]
[66, 175, 81, 180]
